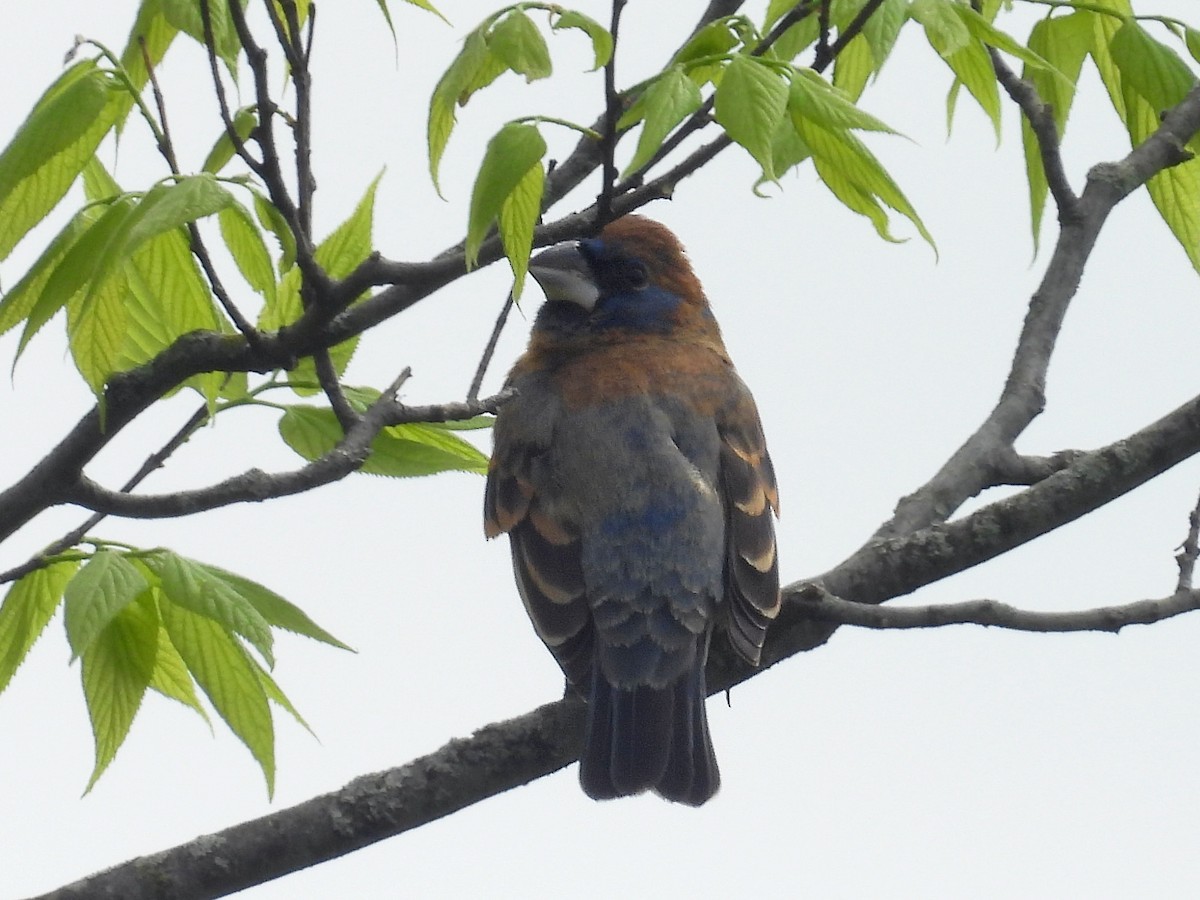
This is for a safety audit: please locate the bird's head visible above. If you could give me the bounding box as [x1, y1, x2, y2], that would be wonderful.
[527, 216, 723, 344]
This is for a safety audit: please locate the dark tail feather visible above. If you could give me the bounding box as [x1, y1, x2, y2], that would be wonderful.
[656, 659, 718, 806]
[578, 657, 719, 806]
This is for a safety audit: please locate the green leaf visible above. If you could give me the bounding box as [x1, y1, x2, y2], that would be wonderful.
[956, 4, 1060, 75]
[16, 197, 136, 365]
[757, 117, 812, 191]
[67, 267, 130, 396]
[794, 116, 935, 250]
[620, 66, 703, 176]
[82, 155, 122, 203]
[488, 10, 552, 82]
[861, 0, 910, 74]
[0, 211, 89, 338]
[466, 122, 546, 267]
[160, 600, 275, 795]
[118, 224, 222, 405]
[1109, 20, 1197, 113]
[770, 15, 820, 63]
[764, 0, 799, 31]
[789, 69, 899, 133]
[149, 551, 275, 667]
[269, 0, 312, 39]
[202, 107, 257, 174]
[64, 551, 149, 660]
[400, 0, 450, 25]
[0, 61, 121, 261]
[430, 414, 495, 431]
[714, 55, 790, 182]
[552, 10, 613, 69]
[673, 17, 740, 66]
[37, 175, 233, 366]
[1090, 2, 1200, 275]
[279, 405, 490, 476]
[147, 617, 209, 722]
[218, 201, 276, 304]
[910, 0, 971, 56]
[259, 267, 301, 333]
[252, 190, 297, 273]
[498, 160, 544, 298]
[161, 0, 243, 76]
[832, 33, 875, 102]
[251, 653, 312, 733]
[313, 176, 379, 279]
[110, 175, 235, 272]
[938, 30, 1003, 138]
[1023, 11, 1091, 249]
[0, 561, 79, 696]
[80, 594, 158, 791]
[198, 564, 352, 650]
[428, 30, 504, 194]
[1186, 27, 1200, 66]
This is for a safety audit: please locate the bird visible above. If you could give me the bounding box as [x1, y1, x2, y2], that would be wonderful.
[484, 215, 780, 806]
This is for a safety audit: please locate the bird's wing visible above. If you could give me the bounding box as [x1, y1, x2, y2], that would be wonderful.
[485, 387, 592, 688]
[716, 383, 781, 665]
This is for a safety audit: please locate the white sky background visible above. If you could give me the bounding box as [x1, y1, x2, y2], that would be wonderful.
[3, 0, 1200, 897]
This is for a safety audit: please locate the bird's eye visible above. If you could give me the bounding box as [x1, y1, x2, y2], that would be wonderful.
[626, 260, 649, 290]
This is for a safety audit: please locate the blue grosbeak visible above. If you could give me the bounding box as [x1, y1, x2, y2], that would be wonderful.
[484, 215, 779, 805]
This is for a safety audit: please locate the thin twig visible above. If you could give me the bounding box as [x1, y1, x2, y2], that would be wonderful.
[138, 35, 266, 351]
[65, 388, 511, 519]
[200, 0, 264, 173]
[796, 583, 1200, 634]
[468, 291, 516, 401]
[820, 0, 885, 69]
[1175, 488, 1200, 592]
[313, 350, 358, 431]
[228, 0, 322, 285]
[596, 0, 627, 226]
[987, 47, 1081, 222]
[814, 0, 832, 69]
[0, 401, 213, 586]
[279, 0, 315, 237]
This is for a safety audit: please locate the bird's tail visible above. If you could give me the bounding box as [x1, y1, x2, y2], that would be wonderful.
[578, 652, 719, 806]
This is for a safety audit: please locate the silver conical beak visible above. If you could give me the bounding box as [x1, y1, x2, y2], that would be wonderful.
[529, 242, 600, 311]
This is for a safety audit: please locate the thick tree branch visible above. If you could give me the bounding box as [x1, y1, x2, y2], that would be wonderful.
[37, 699, 587, 900]
[876, 85, 1200, 539]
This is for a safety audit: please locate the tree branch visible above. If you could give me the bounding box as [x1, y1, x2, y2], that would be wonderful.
[37, 699, 587, 900]
[795, 584, 1200, 633]
[1175, 488, 1200, 592]
[875, 85, 1200, 539]
[987, 46, 1080, 221]
[63, 388, 509, 520]
[759, 387, 1200, 669]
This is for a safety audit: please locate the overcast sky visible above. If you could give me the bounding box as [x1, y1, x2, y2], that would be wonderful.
[4, 2, 1200, 897]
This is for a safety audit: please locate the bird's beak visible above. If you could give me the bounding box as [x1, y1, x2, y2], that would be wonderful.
[529, 242, 600, 311]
